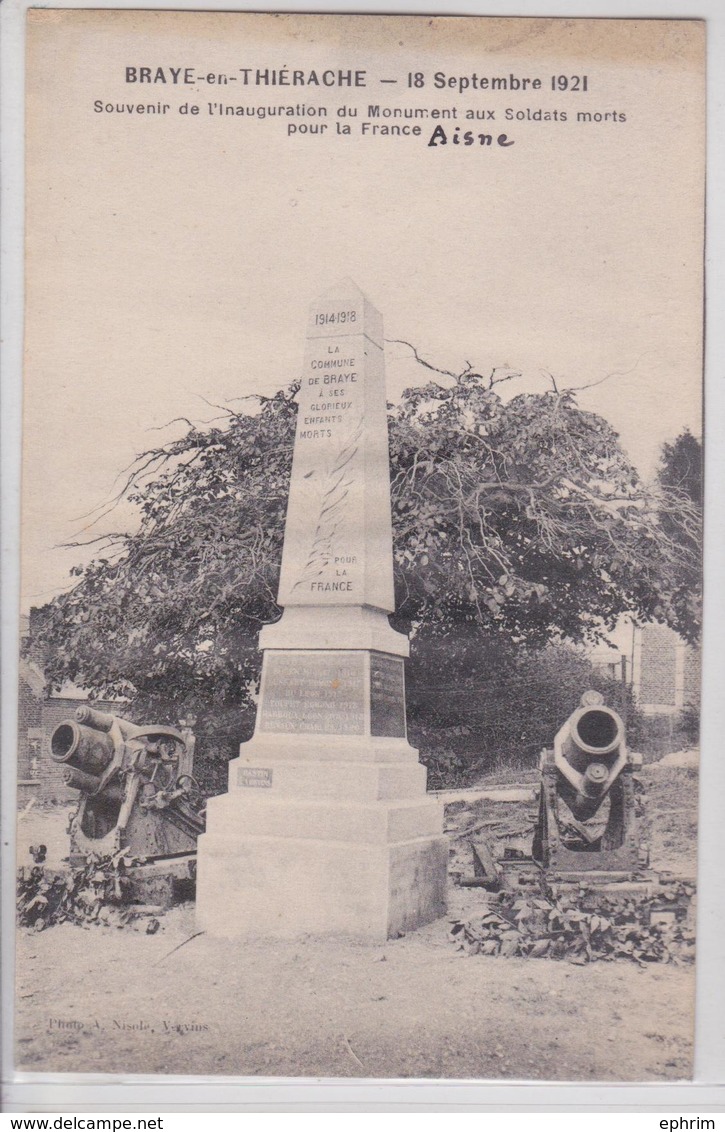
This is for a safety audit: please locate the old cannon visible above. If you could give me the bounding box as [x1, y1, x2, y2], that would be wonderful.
[531, 690, 643, 878]
[49, 707, 206, 899]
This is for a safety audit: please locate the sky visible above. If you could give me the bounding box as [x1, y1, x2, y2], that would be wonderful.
[20, 12, 704, 611]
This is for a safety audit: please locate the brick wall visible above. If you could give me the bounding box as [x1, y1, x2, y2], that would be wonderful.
[18, 676, 42, 780]
[639, 623, 678, 707]
[682, 646, 701, 709]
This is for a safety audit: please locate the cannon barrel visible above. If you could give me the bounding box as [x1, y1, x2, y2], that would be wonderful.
[566, 704, 624, 799]
[559, 702, 625, 777]
[49, 720, 115, 775]
[571, 705, 622, 755]
[533, 690, 639, 873]
[61, 764, 103, 793]
[75, 705, 115, 732]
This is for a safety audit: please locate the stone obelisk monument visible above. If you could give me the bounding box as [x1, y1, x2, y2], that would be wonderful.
[196, 281, 447, 938]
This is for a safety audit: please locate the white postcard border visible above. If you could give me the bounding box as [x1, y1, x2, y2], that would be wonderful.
[1, 0, 723, 1112]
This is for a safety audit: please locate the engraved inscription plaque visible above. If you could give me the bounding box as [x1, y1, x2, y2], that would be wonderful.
[370, 653, 406, 738]
[259, 651, 366, 735]
[238, 767, 273, 788]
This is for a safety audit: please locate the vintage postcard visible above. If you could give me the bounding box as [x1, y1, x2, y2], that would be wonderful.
[14, 11, 705, 1084]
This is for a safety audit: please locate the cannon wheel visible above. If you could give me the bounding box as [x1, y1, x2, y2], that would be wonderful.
[601, 775, 626, 851]
[532, 786, 547, 864]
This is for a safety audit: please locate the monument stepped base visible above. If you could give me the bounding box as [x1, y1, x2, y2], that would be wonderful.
[196, 740, 448, 939]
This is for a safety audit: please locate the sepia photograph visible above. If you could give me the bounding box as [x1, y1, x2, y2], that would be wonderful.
[8, 8, 711, 1091]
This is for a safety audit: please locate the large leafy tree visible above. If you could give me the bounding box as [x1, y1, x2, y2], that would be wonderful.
[653, 428, 702, 642]
[30, 360, 701, 747]
[388, 369, 699, 646]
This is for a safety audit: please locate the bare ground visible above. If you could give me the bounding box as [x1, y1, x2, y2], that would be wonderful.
[14, 761, 698, 1081]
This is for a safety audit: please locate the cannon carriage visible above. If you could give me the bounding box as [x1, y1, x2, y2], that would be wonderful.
[49, 706, 206, 902]
[462, 690, 650, 892]
[531, 690, 644, 879]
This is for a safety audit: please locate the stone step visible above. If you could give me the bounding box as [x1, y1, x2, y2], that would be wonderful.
[205, 793, 444, 845]
[234, 735, 421, 765]
[196, 832, 449, 939]
[230, 758, 428, 801]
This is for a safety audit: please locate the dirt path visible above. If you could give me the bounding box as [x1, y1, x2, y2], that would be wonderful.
[15, 902, 694, 1080]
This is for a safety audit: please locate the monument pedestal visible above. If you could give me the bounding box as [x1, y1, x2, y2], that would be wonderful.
[196, 735, 448, 939]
